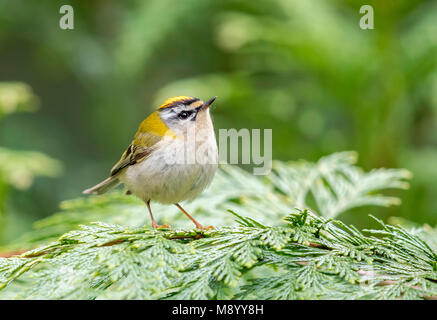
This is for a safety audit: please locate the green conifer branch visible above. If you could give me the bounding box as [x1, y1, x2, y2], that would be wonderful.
[0, 152, 433, 300]
[0, 209, 435, 299]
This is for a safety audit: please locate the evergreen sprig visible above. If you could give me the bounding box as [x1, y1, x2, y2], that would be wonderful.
[0, 151, 432, 300]
[0, 209, 435, 299]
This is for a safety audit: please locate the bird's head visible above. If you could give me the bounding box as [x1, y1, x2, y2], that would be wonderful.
[156, 96, 217, 135]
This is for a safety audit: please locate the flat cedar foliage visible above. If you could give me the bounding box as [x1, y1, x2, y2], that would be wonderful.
[0, 152, 436, 300]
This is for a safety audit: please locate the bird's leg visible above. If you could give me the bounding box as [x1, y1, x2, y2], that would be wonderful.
[174, 203, 214, 230]
[146, 200, 171, 229]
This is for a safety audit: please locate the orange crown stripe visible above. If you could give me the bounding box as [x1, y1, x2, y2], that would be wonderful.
[157, 96, 199, 109]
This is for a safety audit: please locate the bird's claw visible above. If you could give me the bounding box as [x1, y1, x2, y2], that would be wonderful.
[152, 223, 172, 230]
[197, 225, 214, 231]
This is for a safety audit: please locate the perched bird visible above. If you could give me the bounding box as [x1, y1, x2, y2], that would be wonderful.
[83, 96, 218, 230]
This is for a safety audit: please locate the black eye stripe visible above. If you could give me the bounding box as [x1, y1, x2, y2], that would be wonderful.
[178, 110, 194, 120]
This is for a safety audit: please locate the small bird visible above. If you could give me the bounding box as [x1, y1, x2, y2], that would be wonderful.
[83, 96, 218, 230]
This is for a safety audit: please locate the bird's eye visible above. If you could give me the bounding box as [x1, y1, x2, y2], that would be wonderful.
[178, 111, 190, 120]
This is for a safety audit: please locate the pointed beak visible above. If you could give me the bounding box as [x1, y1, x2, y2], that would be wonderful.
[201, 96, 217, 111]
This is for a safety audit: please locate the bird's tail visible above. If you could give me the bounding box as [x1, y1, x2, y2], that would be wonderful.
[82, 177, 120, 195]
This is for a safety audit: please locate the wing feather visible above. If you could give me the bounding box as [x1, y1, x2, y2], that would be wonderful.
[110, 111, 173, 176]
[110, 139, 155, 176]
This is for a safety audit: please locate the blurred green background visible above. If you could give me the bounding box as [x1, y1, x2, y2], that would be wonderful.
[0, 0, 436, 245]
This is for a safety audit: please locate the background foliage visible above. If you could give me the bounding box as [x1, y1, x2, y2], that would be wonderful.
[0, 1, 436, 249]
[0, 82, 61, 244]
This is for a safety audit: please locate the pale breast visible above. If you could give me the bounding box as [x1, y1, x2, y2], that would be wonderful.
[120, 135, 218, 204]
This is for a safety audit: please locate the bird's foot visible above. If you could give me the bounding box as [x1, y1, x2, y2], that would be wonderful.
[152, 222, 172, 230]
[196, 224, 215, 231]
